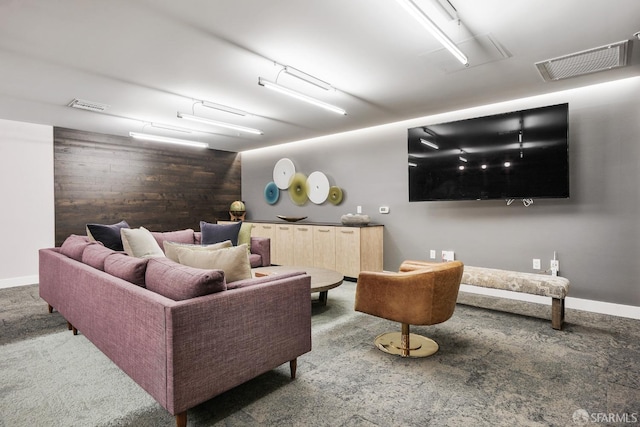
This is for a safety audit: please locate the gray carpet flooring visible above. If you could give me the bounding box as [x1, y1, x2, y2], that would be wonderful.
[1, 283, 639, 426]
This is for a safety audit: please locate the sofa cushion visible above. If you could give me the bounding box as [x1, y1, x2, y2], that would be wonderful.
[150, 229, 195, 252]
[163, 240, 233, 263]
[237, 222, 252, 252]
[59, 235, 93, 261]
[200, 221, 242, 246]
[104, 253, 148, 287]
[174, 244, 251, 283]
[145, 257, 226, 300]
[81, 244, 116, 271]
[86, 220, 130, 251]
[121, 227, 165, 258]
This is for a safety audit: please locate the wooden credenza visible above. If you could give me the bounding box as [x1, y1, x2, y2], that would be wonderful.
[245, 221, 383, 278]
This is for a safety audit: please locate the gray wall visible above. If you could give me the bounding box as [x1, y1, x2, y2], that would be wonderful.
[242, 77, 640, 306]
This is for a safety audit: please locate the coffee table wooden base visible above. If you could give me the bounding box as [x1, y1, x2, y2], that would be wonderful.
[253, 266, 344, 306]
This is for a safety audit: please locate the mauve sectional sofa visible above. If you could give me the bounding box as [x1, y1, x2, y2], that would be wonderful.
[38, 230, 311, 427]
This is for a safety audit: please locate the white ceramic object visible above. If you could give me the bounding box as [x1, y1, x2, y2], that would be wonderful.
[306, 171, 330, 204]
[273, 158, 296, 190]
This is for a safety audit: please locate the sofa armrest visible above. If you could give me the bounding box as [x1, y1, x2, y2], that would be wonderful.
[250, 237, 271, 266]
[164, 273, 311, 415]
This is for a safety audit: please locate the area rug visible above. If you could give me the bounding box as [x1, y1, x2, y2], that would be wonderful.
[1, 283, 639, 426]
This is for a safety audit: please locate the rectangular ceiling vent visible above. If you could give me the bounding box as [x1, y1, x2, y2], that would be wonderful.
[67, 98, 110, 112]
[535, 40, 629, 82]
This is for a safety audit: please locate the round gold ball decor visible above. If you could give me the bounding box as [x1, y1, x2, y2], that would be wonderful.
[288, 173, 308, 206]
[328, 186, 343, 205]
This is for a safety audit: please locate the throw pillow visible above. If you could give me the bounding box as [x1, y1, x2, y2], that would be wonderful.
[150, 229, 195, 251]
[121, 227, 165, 258]
[145, 257, 226, 301]
[200, 220, 242, 246]
[81, 244, 116, 270]
[163, 240, 233, 263]
[86, 220, 130, 251]
[237, 222, 252, 253]
[174, 243, 251, 283]
[59, 235, 94, 261]
[104, 253, 148, 287]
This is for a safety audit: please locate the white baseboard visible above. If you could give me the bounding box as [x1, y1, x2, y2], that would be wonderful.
[459, 284, 640, 320]
[0, 275, 38, 290]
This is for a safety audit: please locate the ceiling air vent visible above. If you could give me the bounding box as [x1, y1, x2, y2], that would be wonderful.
[67, 98, 110, 112]
[535, 40, 629, 82]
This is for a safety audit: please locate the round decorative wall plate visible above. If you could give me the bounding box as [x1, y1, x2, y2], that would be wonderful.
[306, 171, 330, 204]
[264, 181, 279, 205]
[273, 158, 296, 190]
[288, 172, 308, 205]
[328, 186, 343, 205]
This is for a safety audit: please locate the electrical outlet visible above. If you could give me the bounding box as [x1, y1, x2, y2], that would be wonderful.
[533, 259, 541, 270]
[430, 250, 436, 259]
[441, 250, 455, 262]
[550, 259, 559, 276]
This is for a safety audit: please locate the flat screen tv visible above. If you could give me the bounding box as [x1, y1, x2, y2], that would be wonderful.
[408, 103, 569, 202]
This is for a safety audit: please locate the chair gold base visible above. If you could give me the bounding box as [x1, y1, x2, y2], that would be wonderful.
[374, 332, 439, 358]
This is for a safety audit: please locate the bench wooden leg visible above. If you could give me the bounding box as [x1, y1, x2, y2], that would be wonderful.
[552, 298, 565, 330]
[290, 358, 297, 379]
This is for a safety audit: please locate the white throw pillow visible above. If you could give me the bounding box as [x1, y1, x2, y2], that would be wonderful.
[120, 227, 165, 258]
[174, 244, 251, 283]
[163, 240, 233, 263]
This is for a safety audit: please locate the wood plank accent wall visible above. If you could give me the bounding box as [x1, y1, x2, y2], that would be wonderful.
[54, 127, 241, 246]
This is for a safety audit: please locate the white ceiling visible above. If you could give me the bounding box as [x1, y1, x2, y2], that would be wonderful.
[0, 0, 638, 152]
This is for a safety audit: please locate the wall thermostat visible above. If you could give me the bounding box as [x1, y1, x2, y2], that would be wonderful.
[379, 206, 390, 214]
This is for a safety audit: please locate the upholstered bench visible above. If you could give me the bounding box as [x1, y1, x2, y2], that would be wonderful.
[461, 266, 569, 330]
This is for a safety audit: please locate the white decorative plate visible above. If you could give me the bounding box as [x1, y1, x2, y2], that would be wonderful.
[306, 171, 330, 204]
[273, 158, 296, 190]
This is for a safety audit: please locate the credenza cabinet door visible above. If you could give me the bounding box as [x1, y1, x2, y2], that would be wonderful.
[335, 227, 361, 278]
[293, 225, 314, 267]
[313, 226, 335, 270]
[274, 224, 295, 265]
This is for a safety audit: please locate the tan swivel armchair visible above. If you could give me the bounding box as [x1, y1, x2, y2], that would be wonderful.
[355, 260, 464, 358]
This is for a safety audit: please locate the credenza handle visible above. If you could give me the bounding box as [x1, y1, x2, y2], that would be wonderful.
[263, 226, 272, 229]
[318, 229, 331, 232]
[298, 227, 308, 231]
[340, 230, 355, 234]
[279, 226, 289, 230]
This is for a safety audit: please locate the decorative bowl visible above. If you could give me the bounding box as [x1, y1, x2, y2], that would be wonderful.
[277, 215, 308, 223]
[340, 214, 371, 226]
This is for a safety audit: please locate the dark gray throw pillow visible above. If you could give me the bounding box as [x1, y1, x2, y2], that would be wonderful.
[200, 221, 242, 246]
[86, 220, 130, 251]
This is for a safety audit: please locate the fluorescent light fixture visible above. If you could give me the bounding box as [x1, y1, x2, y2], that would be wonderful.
[408, 162, 418, 167]
[177, 112, 264, 135]
[129, 132, 208, 149]
[200, 101, 250, 117]
[459, 156, 468, 162]
[420, 138, 439, 149]
[395, 0, 468, 66]
[258, 78, 347, 115]
[284, 66, 332, 90]
[150, 123, 193, 133]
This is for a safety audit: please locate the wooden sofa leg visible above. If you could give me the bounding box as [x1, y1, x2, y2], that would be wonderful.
[67, 321, 72, 331]
[290, 358, 297, 379]
[175, 411, 187, 427]
[48, 304, 53, 314]
[552, 298, 565, 330]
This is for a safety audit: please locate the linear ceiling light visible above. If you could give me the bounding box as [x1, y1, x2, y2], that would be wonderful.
[200, 101, 250, 117]
[258, 78, 347, 115]
[395, 0, 468, 66]
[150, 122, 193, 133]
[284, 66, 332, 90]
[177, 112, 264, 135]
[129, 132, 208, 149]
[420, 138, 439, 149]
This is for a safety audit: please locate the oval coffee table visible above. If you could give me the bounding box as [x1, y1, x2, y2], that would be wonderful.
[253, 266, 344, 306]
